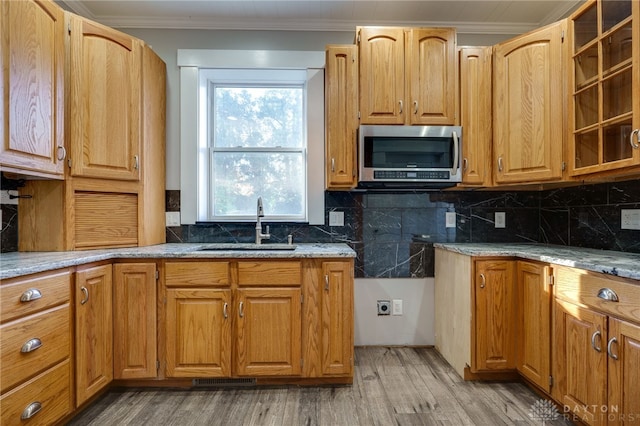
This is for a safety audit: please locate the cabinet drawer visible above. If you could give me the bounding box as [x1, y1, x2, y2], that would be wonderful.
[165, 262, 230, 287]
[1, 304, 71, 393]
[0, 270, 71, 323]
[554, 265, 640, 324]
[0, 359, 71, 426]
[238, 261, 301, 286]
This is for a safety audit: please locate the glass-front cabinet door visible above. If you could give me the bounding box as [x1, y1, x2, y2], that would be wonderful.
[569, 0, 640, 176]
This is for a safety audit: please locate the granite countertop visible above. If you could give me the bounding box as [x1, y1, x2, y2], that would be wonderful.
[0, 243, 356, 280]
[434, 243, 640, 281]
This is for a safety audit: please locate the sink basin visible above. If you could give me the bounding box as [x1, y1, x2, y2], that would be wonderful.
[198, 243, 297, 251]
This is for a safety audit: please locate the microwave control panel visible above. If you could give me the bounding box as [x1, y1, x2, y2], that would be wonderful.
[373, 170, 450, 180]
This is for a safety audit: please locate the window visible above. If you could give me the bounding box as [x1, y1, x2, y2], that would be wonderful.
[179, 49, 325, 225]
[199, 70, 307, 221]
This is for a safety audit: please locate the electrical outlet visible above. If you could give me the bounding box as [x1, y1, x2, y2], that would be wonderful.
[0, 190, 19, 205]
[377, 300, 391, 315]
[392, 299, 403, 316]
[329, 211, 344, 227]
[445, 212, 456, 228]
[165, 211, 181, 227]
[621, 209, 640, 230]
[495, 212, 506, 228]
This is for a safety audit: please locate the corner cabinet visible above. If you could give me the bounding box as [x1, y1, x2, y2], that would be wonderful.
[67, 14, 141, 181]
[459, 46, 492, 186]
[493, 20, 567, 184]
[0, 0, 65, 179]
[568, 0, 640, 178]
[325, 45, 358, 189]
[358, 27, 457, 125]
[75, 263, 113, 407]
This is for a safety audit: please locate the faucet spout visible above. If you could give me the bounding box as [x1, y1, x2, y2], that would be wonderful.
[255, 197, 270, 244]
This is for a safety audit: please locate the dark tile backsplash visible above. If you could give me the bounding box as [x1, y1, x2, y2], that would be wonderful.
[4, 179, 640, 278]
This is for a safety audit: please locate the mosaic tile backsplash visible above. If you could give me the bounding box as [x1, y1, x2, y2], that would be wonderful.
[3, 179, 640, 278]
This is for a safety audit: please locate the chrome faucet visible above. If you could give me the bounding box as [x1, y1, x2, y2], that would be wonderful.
[255, 197, 270, 244]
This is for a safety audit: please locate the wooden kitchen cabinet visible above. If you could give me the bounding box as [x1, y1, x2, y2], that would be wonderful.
[553, 265, 640, 424]
[358, 26, 457, 125]
[325, 45, 358, 189]
[0, 0, 65, 179]
[568, 0, 640, 178]
[493, 20, 567, 184]
[516, 261, 552, 393]
[113, 262, 158, 379]
[75, 263, 113, 407]
[459, 46, 492, 186]
[320, 261, 354, 376]
[0, 269, 72, 425]
[67, 13, 142, 181]
[472, 259, 516, 372]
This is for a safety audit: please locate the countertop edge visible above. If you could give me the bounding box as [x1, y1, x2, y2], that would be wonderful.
[434, 243, 640, 281]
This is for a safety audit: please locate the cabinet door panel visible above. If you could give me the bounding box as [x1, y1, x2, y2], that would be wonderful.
[554, 299, 607, 425]
[473, 260, 516, 371]
[608, 318, 640, 425]
[321, 262, 353, 376]
[408, 28, 456, 125]
[493, 21, 565, 183]
[0, 0, 64, 177]
[165, 289, 231, 377]
[113, 263, 157, 379]
[69, 16, 141, 180]
[359, 27, 405, 124]
[235, 288, 302, 376]
[75, 264, 113, 407]
[325, 45, 358, 189]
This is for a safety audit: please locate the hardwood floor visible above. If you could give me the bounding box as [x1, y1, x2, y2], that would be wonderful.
[68, 347, 573, 425]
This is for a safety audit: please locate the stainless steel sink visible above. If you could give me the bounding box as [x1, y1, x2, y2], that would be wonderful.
[198, 243, 297, 251]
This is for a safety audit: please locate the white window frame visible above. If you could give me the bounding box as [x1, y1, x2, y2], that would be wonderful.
[178, 49, 325, 225]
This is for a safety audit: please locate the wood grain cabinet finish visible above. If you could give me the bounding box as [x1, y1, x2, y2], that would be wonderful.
[0, 0, 65, 179]
[493, 20, 566, 184]
[325, 45, 358, 189]
[458, 46, 493, 187]
[553, 265, 640, 425]
[568, 0, 640, 177]
[516, 261, 552, 393]
[75, 263, 113, 407]
[114, 263, 158, 379]
[67, 14, 141, 181]
[358, 27, 456, 125]
[0, 269, 72, 426]
[472, 259, 516, 372]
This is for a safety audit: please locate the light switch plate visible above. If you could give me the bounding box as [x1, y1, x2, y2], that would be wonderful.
[445, 212, 456, 228]
[495, 212, 506, 228]
[621, 209, 640, 230]
[329, 211, 344, 227]
[166, 211, 181, 227]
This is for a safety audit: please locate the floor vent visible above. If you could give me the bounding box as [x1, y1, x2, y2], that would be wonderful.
[192, 378, 257, 387]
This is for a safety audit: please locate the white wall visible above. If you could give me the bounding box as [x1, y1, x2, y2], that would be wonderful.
[354, 278, 435, 346]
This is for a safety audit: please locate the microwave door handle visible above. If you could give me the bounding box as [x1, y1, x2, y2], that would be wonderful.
[451, 131, 460, 176]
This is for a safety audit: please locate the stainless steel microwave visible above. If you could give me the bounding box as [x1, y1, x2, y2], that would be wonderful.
[358, 125, 462, 189]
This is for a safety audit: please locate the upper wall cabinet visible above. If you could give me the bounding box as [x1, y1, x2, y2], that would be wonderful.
[0, 0, 65, 179]
[68, 14, 142, 181]
[568, 0, 640, 177]
[493, 20, 567, 185]
[325, 45, 358, 189]
[459, 46, 492, 187]
[357, 27, 457, 125]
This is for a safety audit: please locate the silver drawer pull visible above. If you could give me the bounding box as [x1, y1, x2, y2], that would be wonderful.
[607, 337, 619, 360]
[20, 288, 42, 302]
[591, 330, 602, 352]
[597, 288, 619, 302]
[21, 338, 42, 353]
[21, 402, 42, 420]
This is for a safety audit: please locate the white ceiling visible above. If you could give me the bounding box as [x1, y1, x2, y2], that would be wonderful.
[56, 0, 585, 34]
